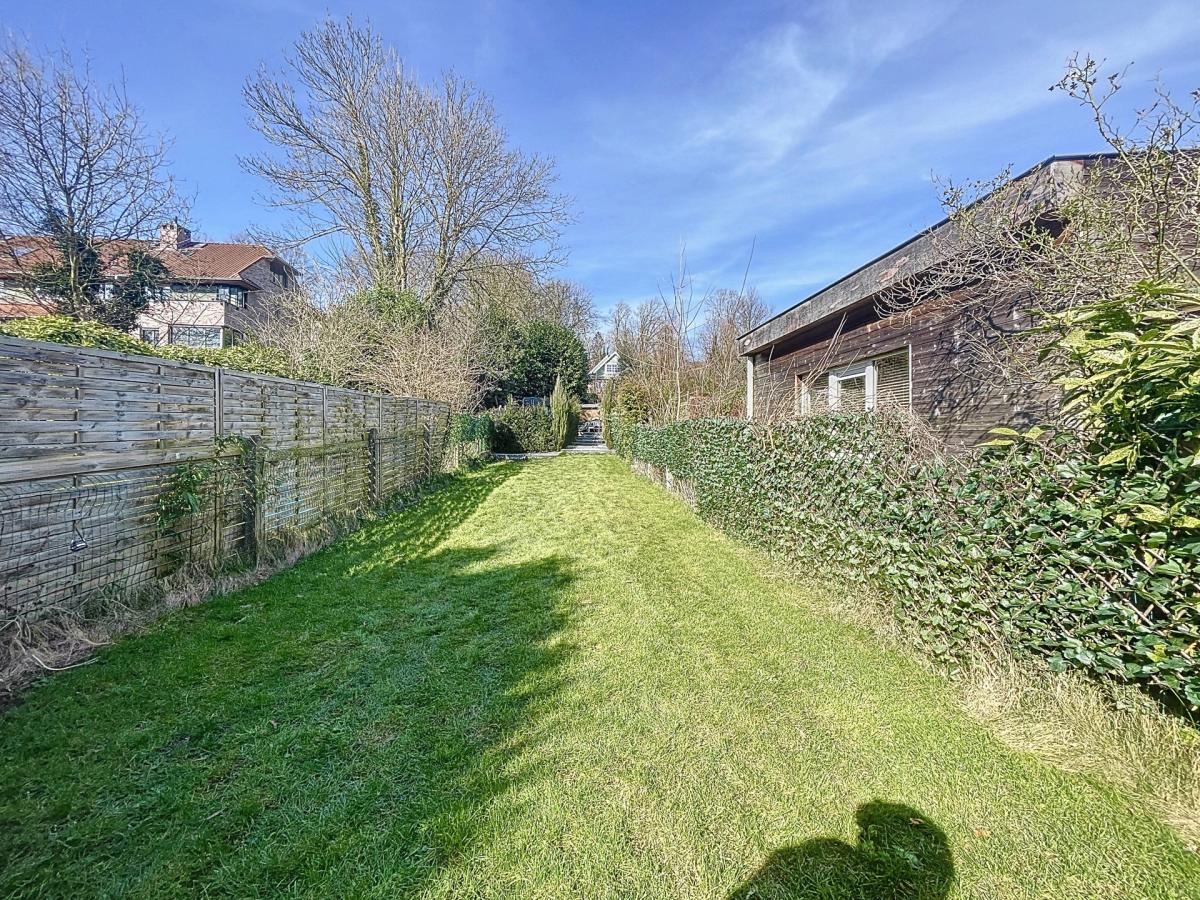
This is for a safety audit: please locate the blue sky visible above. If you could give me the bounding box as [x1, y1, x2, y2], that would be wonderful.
[7, 1, 1200, 320]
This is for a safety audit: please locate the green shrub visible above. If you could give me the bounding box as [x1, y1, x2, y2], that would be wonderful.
[623, 281, 1200, 711]
[627, 412, 1200, 711]
[0, 315, 299, 380]
[549, 375, 579, 450]
[602, 380, 650, 455]
[0, 315, 150, 353]
[485, 319, 589, 405]
[487, 403, 556, 453]
[446, 413, 493, 466]
[155, 343, 297, 379]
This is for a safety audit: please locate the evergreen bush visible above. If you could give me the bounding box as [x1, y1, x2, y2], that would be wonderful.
[0, 315, 299, 379]
[487, 403, 557, 453]
[549, 375, 579, 449]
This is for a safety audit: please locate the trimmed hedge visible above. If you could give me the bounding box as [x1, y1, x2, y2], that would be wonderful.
[624, 412, 1200, 711]
[487, 403, 557, 453]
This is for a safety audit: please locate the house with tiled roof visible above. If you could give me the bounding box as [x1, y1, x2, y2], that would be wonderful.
[0, 223, 297, 348]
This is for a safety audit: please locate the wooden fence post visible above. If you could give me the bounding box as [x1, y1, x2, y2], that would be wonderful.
[366, 426, 381, 506]
[243, 436, 264, 563]
[423, 417, 432, 479]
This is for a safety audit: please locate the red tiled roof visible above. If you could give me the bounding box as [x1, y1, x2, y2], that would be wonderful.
[0, 301, 47, 319]
[0, 236, 285, 283]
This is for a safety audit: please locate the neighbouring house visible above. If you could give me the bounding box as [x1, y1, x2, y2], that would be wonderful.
[0, 222, 297, 348]
[587, 351, 621, 397]
[738, 155, 1105, 450]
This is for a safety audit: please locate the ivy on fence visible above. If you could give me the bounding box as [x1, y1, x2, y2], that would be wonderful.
[448, 413, 494, 465]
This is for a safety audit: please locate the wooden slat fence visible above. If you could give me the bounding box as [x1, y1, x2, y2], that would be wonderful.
[0, 334, 450, 623]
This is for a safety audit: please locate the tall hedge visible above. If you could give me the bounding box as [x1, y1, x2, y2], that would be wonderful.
[487, 403, 557, 453]
[626, 413, 1199, 710]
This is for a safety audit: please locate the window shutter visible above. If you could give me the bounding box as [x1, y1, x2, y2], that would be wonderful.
[875, 349, 911, 409]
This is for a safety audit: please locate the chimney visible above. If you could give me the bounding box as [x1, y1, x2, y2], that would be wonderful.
[159, 221, 192, 249]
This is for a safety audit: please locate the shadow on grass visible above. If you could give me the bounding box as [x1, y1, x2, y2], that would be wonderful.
[0, 462, 577, 896]
[730, 802, 954, 900]
[351, 461, 520, 564]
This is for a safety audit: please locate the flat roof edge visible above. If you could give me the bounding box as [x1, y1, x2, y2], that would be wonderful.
[738, 153, 1114, 356]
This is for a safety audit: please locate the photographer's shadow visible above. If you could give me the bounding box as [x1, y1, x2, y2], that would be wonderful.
[729, 801, 954, 899]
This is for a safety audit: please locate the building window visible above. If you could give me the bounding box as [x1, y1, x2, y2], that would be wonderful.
[140, 328, 161, 345]
[267, 259, 291, 289]
[604, 362, 618, 376]
[797, 348, 911, 415]
[217, 285, 246, 307]
[169, 325, 223, 348]
[828, 362, 873, 411]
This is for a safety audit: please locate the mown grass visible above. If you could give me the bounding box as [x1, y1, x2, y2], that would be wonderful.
[1, 454, 1198, 898]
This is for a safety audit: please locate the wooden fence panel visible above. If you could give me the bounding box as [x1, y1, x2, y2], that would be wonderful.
[0, 335, 450, 623]
[0, 335, 219, 482]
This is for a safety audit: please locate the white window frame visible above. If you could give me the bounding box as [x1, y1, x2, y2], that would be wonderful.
[796, 374, 812, 415]
[827, 360, 876, 411]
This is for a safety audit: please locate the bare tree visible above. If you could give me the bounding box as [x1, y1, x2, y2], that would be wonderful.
[245, 273, 376, 387]
[878, 54, 1200, 395]
[0, 41, 185, 309]
[243, 18, 570, 318]
[532, 279, 598, 339]
[246, 270, 488, 410]
[694, 286, 768, 416]
[657, 249, 709, 422]
[367, 319, 487, 412]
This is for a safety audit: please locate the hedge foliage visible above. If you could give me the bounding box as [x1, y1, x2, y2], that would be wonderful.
[449, 412, 493, 447]
[624, 414, 1199, 709]
[622, 281, 1200, 711]
[600, 379, 650, 456]
[0, 315, 299, 379]
[446, 413, 494, 466]
[487, 403, 557, 453]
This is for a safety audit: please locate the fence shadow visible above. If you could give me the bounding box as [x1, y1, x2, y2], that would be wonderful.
[0, 462, 576, 896]
[729, 802, 954, 900]
[338, 461, 518, 569]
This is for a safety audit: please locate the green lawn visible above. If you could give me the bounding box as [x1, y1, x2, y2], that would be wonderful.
[2, 455, 1198, 899]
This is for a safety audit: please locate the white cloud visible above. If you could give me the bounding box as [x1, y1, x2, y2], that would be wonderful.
[570, 0, 1200, 313]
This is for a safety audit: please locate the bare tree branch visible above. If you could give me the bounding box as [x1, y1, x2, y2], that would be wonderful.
[0, 39, 187, 306]
[242, 18, 571, 319]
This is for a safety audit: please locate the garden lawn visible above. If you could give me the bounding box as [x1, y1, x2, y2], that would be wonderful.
[2, 455, 1198, 899]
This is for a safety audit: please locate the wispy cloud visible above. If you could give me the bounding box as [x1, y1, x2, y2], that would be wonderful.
[566, 0, 1200, 314]
[681, 3, 954, 170]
